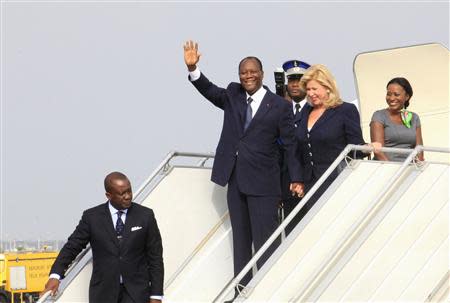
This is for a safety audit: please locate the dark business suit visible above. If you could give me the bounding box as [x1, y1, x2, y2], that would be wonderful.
[295, 102, 365, 224]
[280, 103, 307, 235]
[50, 202, 164, 303]
[190, 73, 300, 285]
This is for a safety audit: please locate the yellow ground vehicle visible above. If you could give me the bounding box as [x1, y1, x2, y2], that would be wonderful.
[0, 251, 58, 303]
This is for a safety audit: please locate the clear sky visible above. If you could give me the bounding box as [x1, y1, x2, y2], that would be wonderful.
[1, 0, 448, 241]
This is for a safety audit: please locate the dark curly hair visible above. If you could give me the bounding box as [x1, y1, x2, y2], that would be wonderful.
[387, 77, 413, 109]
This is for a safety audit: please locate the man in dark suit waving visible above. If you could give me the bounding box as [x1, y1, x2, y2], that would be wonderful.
[41, 172, 164, 303]
[183, 40, 302, 291]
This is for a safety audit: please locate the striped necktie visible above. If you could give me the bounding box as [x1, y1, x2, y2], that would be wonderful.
[116, 211, 125, 238]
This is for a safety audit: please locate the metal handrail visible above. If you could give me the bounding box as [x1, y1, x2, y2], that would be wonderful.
[36, 291, 52, 303]
[292, 145, 421, 301]
[426, 270, 450, 302]
[133, 151, 176, 201]
[134, 151, 215, 202]
[213, 144, 449, 302]
[300, 145, 450, 302]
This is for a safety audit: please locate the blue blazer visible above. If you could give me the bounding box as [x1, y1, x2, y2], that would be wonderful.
[191, 73, 301, 196]
[296, 102, 365, 183]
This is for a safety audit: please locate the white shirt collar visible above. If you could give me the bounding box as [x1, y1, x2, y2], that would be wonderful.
[108, 201, 128, 217]
[246, 86, 266, 104]
[292, 99, 307, 113]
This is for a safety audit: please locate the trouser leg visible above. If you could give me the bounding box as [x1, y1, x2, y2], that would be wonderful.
[227, 172, 253, 287]
[247, 195, 281, 270]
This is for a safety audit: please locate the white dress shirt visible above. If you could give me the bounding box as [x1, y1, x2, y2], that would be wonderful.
[109, 202, 128, 225]
[246, 86, 266, 118]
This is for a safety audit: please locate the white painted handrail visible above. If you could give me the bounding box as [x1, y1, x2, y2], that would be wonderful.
[213, 145, 450, 302]
[36, 291, 52, 303]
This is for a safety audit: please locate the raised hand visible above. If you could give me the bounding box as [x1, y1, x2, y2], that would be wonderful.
[183, 40, 201, 71]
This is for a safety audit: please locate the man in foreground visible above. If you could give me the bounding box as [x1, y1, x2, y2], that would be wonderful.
[41, 172, 164, 303]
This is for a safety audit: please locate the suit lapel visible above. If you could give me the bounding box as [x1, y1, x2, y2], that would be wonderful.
[299, 105, 312, 130]
[310, 106, 338, 132]
[237, 92, 247, 135]
[101, 203, 120, 247]
[292, 100, 309, 127]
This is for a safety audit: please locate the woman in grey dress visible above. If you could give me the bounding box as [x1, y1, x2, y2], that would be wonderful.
[370, 77, 424, 161]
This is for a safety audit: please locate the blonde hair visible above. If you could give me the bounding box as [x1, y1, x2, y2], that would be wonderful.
[300, 64, 342, 108]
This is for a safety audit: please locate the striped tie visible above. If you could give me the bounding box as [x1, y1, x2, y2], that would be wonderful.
[116, 211, 125, 238]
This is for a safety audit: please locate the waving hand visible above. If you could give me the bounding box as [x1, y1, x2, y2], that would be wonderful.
[184, 40, 201, 71]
